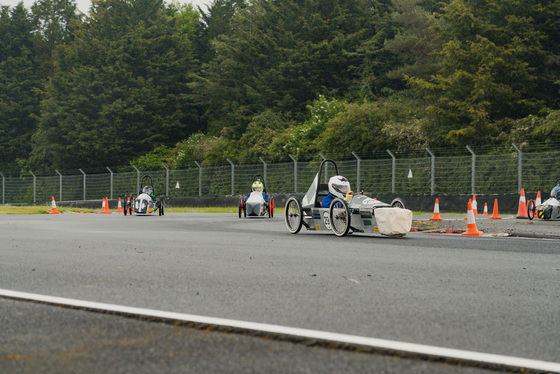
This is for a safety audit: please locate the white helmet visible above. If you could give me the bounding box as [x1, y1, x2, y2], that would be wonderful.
[328, 175, 351, 199]
[551, 185, 560, 197]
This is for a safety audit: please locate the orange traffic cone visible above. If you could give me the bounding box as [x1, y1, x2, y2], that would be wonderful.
[102, 197, 112, 214]
[463, 201, 483, 236]
[490, 198, 502, 219]
[429, 198, 443, 221]
[48, 196, 61, 214]
[117, 198, 124, 213]
[464, 198, 472, 220]
[483, 202, 488, 216]
[132, 197, 135, 213]
[516, 188, 528, 219]
[534, 190, 541, 215]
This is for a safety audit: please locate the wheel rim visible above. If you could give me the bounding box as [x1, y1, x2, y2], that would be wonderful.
[330, 198, 350, 236]
[285, 198, 302, 234]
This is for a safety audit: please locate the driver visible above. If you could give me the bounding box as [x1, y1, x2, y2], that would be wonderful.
[551, 185, 560, 200]
[248, 180, 269, 202]
[142, 186, 155, 199]
[322, 175, 352, 208]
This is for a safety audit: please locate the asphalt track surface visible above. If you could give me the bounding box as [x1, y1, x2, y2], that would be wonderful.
[1, 212, 559, 373]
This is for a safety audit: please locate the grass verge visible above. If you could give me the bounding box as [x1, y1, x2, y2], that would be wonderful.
[0, 206, 97, 215]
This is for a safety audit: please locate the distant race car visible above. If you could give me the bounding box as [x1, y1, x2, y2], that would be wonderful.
[528, 178, 560, 220]
[284, 159, 412, 237]
[238, 175, 275, 218]
[123, 175, 167, 216]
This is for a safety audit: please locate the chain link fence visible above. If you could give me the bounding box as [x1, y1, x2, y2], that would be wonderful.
[1, 144, 559, 204]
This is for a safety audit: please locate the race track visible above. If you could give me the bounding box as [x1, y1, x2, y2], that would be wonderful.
[1, 213, 559, 373]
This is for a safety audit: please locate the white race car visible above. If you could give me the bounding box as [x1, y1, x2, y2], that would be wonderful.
[238, 175, 275, 218]
[284, 160, 412, 237]
[528, 178, 560, 220]
[123, 175, 166, 216]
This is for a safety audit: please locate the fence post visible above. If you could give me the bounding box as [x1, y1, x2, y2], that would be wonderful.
[194, 161, 202, 196]
[227, 158, 235, 196]
[352, 152, 361, 193]
[386, 150, 396, 194]
[0, 172, 4, 204]
[79, 169, 86, 200]
[162, 163, 169, 196]
[55, 170, 63, 201]
[29, 171, 37, 203]
[466, 145, 476, 195]
[106, 167, 113, 199]
[426, 148, 435, 195]
[289, 154, 298, 193]
[512, 143, 522, 193]
[259, 157, 267, 185]
[132, 165, 140, 194]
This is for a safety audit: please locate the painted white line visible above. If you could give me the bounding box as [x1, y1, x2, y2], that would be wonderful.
[2, 289, 559, 373]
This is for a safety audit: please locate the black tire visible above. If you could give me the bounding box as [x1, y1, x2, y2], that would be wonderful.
[527, 199, 535, 220]
[329, 198, 351, 237]
[238, 198, 243, 218]
[391, 197, 407, 209]
[285, 197, 303, 234]
[123, 197, 128, 216]
[270, 197, 274, 218]
[161, 204, 164, 216]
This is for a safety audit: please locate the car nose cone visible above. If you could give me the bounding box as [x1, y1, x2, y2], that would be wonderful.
[246, 201, 262, 216]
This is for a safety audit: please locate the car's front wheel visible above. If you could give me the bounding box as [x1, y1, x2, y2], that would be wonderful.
[329, 198, 351, 237]
[285, 197, 303, 234]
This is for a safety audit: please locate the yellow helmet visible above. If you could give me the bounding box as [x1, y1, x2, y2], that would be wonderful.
[252, 181, 264, 193]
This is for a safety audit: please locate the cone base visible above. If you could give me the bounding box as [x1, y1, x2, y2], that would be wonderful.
[429, 217, 443, 221]
[516, 216, 528, 219]
[462, 230, 483, 236]
[489, 217, 502, 220]
[48, 211, 61, 214]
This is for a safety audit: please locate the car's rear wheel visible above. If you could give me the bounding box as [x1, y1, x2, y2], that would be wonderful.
[268, 196, 274, 218]
[329, 198, 350, 237]
[285, 197, 303, 234]
[238, 198, 243, 218]
[391, 197, 407, 209]
[527, 199, 535, 220]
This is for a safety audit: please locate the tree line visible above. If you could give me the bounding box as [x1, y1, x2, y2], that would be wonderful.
[1, 0, 559, 175]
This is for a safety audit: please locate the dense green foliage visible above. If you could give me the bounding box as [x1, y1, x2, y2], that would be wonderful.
[0, 0, 559, 175]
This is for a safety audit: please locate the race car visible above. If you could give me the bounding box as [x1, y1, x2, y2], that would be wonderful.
[123, 175, 167, 216]
[284, 159, 413, 237]
[528, 178, 560, 220]
[238, 175, 275, 218]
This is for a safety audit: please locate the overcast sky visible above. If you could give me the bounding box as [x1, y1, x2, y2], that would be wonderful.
[0, 0, 212, 14]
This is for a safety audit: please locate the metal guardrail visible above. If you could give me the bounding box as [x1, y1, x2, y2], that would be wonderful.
[1, 144, 559, 204]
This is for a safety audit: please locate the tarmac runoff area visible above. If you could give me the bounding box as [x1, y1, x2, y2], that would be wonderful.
[411, 214, 560, 239]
